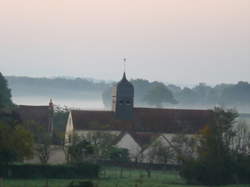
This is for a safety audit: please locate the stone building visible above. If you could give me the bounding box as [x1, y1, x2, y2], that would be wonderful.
[65, 73, 213, 163]
[15, 100, 66, 164]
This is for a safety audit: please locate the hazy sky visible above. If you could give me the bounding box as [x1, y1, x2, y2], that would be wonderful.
[0, 0, 249, 85]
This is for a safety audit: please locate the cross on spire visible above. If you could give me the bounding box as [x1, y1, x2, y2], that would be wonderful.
[123, 58, 126, 73]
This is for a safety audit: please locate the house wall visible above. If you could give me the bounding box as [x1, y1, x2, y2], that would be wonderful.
[116, 133, 141, 160]
[65, 112, 74, 145]
[24, 145, 66, 164]
[75, 130, 121, 138]
[141, 133, 195, 164]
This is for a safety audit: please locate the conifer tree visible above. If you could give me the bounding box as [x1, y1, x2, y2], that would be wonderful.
[0, 72, 13, 110]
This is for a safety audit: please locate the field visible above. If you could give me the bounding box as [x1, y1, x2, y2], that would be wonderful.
[2, 167, 250, 187]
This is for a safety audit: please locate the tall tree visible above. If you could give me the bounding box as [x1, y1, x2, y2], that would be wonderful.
[144, 83, 177, 108]
[179, 108, 250, 185]
[0, 122, 33, 166]
[0, 72, 13, 110]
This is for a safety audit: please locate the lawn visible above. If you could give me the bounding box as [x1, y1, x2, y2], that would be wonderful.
[2, 167, 250, 187]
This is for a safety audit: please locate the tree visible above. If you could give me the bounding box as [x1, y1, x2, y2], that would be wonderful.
[85, 131, 118, 161]
[102, 86, 113, 109]
[0, 122, 33, 166]
[179, 108, 250, 185]
[108, 147, 130, 163]
[144, 83, 177, 108]
[152, 141, 175, 165]
[176, 87, 198, 106]
[108, 147, 130, 178]
[23, 121, 55, 164]
[35, 134, 53, 165]
[220, 81, 250, 109]
[0, 72, 13, 111]
[68, 135, 94, 163]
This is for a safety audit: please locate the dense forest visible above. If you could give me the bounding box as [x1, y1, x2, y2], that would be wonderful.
[6, 76, 250, 112]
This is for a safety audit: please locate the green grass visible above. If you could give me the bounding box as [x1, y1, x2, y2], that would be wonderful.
[2, 167, 250, 187]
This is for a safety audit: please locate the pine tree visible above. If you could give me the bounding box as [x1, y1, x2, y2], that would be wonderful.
[0, 72, 13, 110]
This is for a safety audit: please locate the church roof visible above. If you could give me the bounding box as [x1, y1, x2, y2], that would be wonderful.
[117, 73, 134, 89]
[15, 105, 51, 129]
[70, 108, 213, 134]
[129, 132, 160, 149]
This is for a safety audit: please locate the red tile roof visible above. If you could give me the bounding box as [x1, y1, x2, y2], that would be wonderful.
[15, 105, 50, 129]
[71, 107, 213, 134]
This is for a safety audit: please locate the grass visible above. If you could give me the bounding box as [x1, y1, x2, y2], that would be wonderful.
[2, 167, 250, 187]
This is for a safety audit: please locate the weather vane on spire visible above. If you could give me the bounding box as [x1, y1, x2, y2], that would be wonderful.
[123, 58, 126, 73]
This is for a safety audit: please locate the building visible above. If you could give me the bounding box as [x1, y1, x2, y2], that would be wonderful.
[65, 73, 213, 163]
[15, 99, 54, 133]
[14, 100, 66, 164]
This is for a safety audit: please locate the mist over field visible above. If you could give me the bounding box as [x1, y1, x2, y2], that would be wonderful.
[6, 76, 250, 114]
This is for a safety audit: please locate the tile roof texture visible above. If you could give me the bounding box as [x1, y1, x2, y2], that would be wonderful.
[71, 107, 213, 134]
[15, 105, 50, 129]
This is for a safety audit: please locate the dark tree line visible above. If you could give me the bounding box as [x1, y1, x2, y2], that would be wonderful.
[5, 76, 250, 111]
[103, 79, 250, 111]
[6, 76, 108, 98]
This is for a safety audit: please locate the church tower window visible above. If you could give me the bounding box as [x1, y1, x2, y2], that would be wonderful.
[112, 72, 134, 120]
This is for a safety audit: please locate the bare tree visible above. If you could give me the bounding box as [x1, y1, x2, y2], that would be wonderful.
[35, 134, 53, 164]
[231, 121, 250, 155]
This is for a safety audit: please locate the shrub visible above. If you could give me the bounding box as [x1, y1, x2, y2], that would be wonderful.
[0, 163, 100, 179]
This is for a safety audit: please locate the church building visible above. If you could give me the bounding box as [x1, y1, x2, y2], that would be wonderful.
[65, 73, 213, 162]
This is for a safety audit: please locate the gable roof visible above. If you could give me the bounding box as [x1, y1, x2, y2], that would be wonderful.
[129, 132, 160, 149]
[71, 107, 213, 134]
[15, 105, 50, 129]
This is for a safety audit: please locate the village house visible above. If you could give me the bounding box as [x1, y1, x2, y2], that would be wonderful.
[14, 100, 66, 164]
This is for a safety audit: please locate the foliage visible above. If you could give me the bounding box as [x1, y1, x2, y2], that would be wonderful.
[85, 131, 118, 160]
[179, 108, 250, 185]
[0, 164, 100, 179]
[144, 83, 177, 108]
[53, 106, 70, 133]
[68, 136, 94, 163]
[0, 122, 34, 165]
[0, 72, 13, 110]
[220, 81, 250, 107]
[108, 147, 130, 163]
[23, 121, 55, 164]
[6, 75, 250, 111]
[35, 135, 53, 165]
[6, 76, 108, 98]
[148, 140, 175, 165]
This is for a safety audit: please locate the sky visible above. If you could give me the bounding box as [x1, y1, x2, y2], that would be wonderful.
[0, 0, 249, 85]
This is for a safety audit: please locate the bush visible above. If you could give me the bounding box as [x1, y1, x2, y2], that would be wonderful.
[179, 159, 237, 185]
[0, 163, 100, 179]
[68, 180, 94, 187]
[178, 108, 250, 185]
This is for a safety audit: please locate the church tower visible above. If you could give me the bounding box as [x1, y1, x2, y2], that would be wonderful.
[112, 72, 134, 120]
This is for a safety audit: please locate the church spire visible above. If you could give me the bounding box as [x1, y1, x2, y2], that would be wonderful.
[122, 72, 127, 81]
[112, 59, 134, 120]
[121, 58, 128, 82]
[123, 58, 126, 74]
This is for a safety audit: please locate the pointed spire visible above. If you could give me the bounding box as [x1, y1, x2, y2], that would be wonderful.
[122, 72, 127, 81]
[123, 58, 126, 74]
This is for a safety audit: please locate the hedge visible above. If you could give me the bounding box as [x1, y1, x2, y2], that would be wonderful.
[0, 163, 100, 179]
